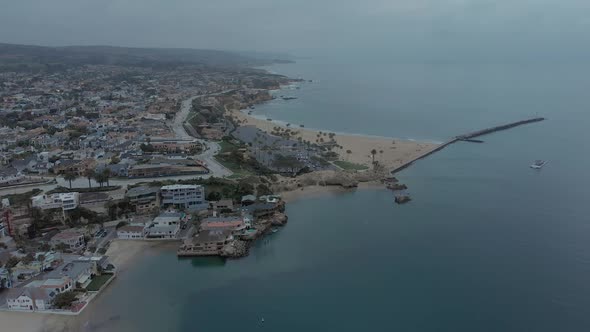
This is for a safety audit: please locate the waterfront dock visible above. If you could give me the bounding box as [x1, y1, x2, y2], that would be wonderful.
[391, 117, 545, 174]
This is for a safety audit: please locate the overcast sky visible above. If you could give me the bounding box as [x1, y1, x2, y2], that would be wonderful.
[1, 0, 589, 60]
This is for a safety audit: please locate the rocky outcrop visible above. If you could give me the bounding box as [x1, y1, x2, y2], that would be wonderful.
[240, 230, 259, 241]
[272, 170, 391, 194]
[382, 177, 399, 184]
[394, 195, 412, 204]
[277, 201, 286, 213]
[324, 173, 359, 188]
[271, 213, 288, 226]
[221, 240, 250, 258]
[387, 183, 407, 190]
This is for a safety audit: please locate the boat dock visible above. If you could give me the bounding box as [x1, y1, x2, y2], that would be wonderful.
[391, 117, 545, 174]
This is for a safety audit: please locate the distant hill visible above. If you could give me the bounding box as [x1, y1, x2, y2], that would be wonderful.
[0, 43, 292, 72]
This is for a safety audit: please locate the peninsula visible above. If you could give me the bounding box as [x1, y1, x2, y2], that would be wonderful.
[0, 42, 545, 332]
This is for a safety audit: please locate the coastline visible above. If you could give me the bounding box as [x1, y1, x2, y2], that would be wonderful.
[231, 108, 441, 173]
[0, 240, 163, 332]
[279, 182, 385, 203]
[0, 71, 438, 332]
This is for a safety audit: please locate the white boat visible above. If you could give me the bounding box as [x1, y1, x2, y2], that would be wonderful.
[530, 160, 547, 169]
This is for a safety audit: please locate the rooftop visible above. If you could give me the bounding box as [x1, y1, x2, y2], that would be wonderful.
[161, 184, 202, 190]
[118, 225, 146, 233]
[126, 186, 160, 197]
[45, 261, 92, 280]
[241, 194, 256, 202]
[191, 230, 233, 244]
[51, 230, 84, 241]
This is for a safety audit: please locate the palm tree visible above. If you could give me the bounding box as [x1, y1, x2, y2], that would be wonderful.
[94, 173, 105, 188]
[370, 149, 377, 164]
[102, 168, 112, 187]
[64, 171, 77, 189]
[84, 169, 95, 189]
[346, 150, 352, 161]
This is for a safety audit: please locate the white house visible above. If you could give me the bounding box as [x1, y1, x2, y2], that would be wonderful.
[160, 184, 206, 210]
[32, 192, 79, 212]
[6, 287, 55, 311]
[145, 212, 183, 239]
[117, 224, 147, 239]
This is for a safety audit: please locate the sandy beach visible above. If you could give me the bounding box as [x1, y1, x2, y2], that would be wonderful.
[231, 109, 440, 171]
[279, 185, 352, 203]
[0, 240, 162, 332]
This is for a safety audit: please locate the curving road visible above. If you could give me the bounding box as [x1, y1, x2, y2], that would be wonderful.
[172, 91, 234, 178]
[0, 91, 236, 196]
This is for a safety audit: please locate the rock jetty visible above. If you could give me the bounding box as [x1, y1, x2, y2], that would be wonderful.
[394, 195, 412, 204]
[387, 183, 408, 190]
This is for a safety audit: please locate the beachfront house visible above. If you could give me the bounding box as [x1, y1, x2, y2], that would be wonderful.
[125, 186, 160, 214]
[241, 202, 280, 219]
[6, 287, 54, 311]
[145, 212, 183, 239]
[200, 216, 248, 234]
[178, 230, 233, 256]
[117, 224, 147, 240]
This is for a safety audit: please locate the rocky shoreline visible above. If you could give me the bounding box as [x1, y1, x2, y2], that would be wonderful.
[221, 211, 288, 258]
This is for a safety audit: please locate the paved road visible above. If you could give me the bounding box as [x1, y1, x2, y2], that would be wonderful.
[172, 91, 233, 178]
[0, 92, 235, 197]
[94, 227, 116, 252]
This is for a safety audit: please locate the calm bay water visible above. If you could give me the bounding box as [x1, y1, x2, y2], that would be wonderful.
[85, 59, 590, 331]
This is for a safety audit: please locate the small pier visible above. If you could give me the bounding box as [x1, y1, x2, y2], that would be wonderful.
[391, 117, 545, 174]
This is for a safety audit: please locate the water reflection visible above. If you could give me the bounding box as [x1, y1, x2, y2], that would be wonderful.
[179, 256, 227, 268]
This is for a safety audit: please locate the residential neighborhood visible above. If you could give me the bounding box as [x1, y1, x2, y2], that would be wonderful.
[0, 44, 327, 320]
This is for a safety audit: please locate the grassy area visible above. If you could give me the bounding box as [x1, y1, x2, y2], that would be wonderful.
[86, 274, 114, 292]
[214, 156, 253, 178]
[333, 160, 369, 171]
[217, 140, 238, 153]
[215, 139, 262, 178]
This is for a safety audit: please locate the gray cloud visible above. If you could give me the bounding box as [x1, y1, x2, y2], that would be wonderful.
[1, 0, 589, 61]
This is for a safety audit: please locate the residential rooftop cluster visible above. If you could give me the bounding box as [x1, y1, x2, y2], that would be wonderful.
[0, 56, 303, 317]
[0, 64, 291, 187]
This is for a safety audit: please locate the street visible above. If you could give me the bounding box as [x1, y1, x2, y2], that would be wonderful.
[172, 91, 233, 178]
[0, 92, 234, 197]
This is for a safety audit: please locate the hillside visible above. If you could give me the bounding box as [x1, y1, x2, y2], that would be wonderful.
[0, 43, 290, 72]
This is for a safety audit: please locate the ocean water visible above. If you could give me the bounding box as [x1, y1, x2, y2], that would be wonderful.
[82, 59, 590, 332]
